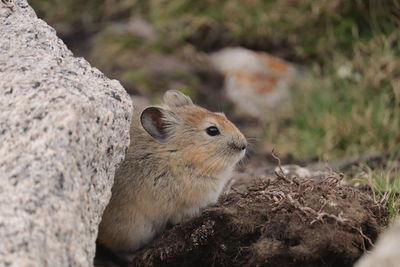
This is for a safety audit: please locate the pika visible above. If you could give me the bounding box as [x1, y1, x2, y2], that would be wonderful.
[98, 90, 247, 256]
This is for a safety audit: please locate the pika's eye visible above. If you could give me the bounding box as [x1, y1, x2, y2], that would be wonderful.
[206, 126, 220, 136]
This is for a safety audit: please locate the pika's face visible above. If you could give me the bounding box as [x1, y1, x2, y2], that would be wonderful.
[140, 90, 247, 174]
[174, 107, 246, 173]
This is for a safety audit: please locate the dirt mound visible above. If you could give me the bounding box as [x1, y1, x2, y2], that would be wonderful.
[118, 172, 385, 267]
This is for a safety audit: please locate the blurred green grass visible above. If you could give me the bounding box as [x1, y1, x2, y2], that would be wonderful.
[265, 34, 400, 160]
[351, 158, 400, 221]
[30, 0, 399, 215]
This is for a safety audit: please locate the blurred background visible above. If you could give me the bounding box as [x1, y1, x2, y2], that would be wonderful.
[29, 0, 399, 217]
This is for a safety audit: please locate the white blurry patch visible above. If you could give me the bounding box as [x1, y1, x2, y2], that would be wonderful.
[210, 47, 298, 119]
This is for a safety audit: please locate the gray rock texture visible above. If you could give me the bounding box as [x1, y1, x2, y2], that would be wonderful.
[0, 1, 132, 266]
[355, 217, 400, 267]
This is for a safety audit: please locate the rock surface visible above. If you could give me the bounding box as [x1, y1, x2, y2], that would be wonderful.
[355, 217, 400, 267]
[0, 1, 132, 266]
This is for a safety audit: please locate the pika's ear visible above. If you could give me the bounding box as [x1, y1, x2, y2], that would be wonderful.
[140, 107, 175, 143]
[163, 90, 193, 108]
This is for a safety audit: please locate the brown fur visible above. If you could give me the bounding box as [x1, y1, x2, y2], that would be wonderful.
[97, 90, 246, 256]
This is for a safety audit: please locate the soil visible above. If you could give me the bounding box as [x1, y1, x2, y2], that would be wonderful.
[95, 167, 386, 267]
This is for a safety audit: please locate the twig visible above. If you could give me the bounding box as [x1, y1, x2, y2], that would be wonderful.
[271, 149, 299, 185]
[352, 226, 375, 250]
[284, 193, 350, 226]
[271, 149, 286, 177]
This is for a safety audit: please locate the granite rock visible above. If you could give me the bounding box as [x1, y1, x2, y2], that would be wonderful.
[0, 1, 132, 266]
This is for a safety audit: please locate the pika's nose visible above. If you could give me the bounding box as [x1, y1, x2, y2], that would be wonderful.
[228, 141, 247, 151]
[238, 143, 247, 150]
